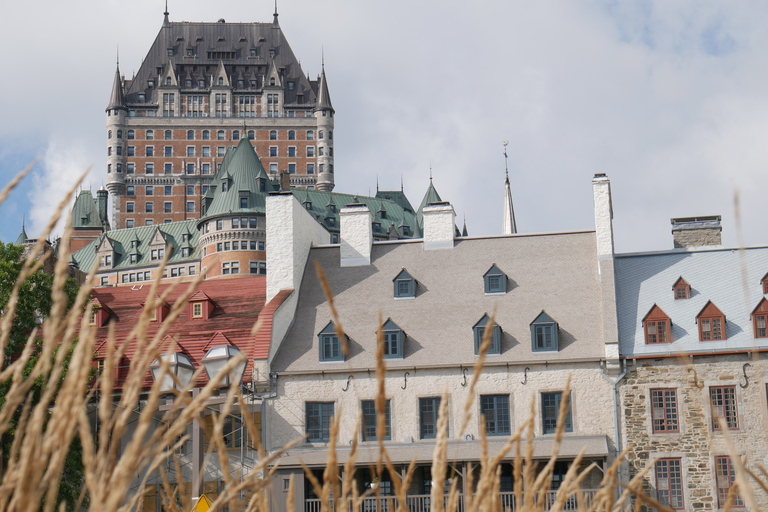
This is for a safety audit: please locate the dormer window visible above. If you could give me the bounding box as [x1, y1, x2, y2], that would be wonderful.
[328, 204, 336, 213]
[393, 269, 416, 299]
[240, 195, 248, 209]
[643, 305, 671, 344]
[751, 298, 768, 338]
[530, 311, 559, 352]
[304, 202, 312, 210]
[473, 314, 501, 355]
[148, 80, 154, 88]
[402, 226, 411, 236]
[150, 248, 165, 261]
[483, 264, 507, 294]
[100, 254, 112, 268]
[181, 247, 191, 258]
[88, 299, 112, 327]
[326, 217, 335, 227]
[129, 254, 138, 264]
[696, 301, 725, 341]
[381, 319, 404, 359]
[673, 277, 690, 300]
[319, 322, 344, 362]
[373, 223, 382, 233]
[761, 273, 768, 294]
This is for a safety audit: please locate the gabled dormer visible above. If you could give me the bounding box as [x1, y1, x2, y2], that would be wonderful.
[213, 60, 230, 87]
[161, 64, 179, 88]
[483, 264, 507, 294]
[148, 228, 169, 262]
[696, 300, 725, 341]
[142, 295, 171, 323]
[530, 311, 559, 352]
[751, 298, 768, 339]
[88, 297, 113, 327]
[672, 277, 690, 300]
[96, 235, 116, 269]
[393, 269, 416, 298]
[761, 272, 768, 295]
[265, 58, 283, 88]
[473, 314, 501, 355]
[381, 319, 404, 359]
[642, 304, 671, 344]
[128, 233, 141, 264]
[189, 291, 214, 320]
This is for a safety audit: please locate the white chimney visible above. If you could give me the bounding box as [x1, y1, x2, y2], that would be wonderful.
[592, 174, 614, 263]
[340, 203, 373, 267]
[423, 202, 455, 251]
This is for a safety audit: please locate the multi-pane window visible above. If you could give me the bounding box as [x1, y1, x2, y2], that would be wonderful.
[715, 456, 744, 508]
[655, 458, 684, 509]
[420, 397, 443, 439]
[646, 319, 668, 344]
[483, 264, 506, 294]
[473, 314, 501, 355]
[361, 399, 391, 441]
[162, 93, 175, 117]
[215, 94, 228, 117]
[710, 386, 738, 430]
[700, 318, 723, 340]
[164, 202, 172, 213]
[541, 392, 572, 434]
[480, 395, 511, 436]
[651, 389, 679, 433]
[531, 311, 558, 351]
[755, 314, 768, 338]
[306, 402, 334, 443]
[381, 319, 403, 358]
[319, 322, 343, 362]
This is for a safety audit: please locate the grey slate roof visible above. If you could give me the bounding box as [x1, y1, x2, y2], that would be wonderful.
[615, 246, 768, 357]
[271, 231, 607, 373]
[107, 65, 126, 111]
[314, 65, 333, 113]
[73, 220, 199, 272]
[121, 18, 318, 107]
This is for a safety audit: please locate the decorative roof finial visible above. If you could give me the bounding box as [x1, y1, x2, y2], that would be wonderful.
[116, 45, 119, 66]
[163, 0, 170, 26]
[429, 163, 432, 182]
[274, 0, 278, 16]
[273, 0, 279, 26]
[400, 174, 404, 192]
[376, 174, 379, 193]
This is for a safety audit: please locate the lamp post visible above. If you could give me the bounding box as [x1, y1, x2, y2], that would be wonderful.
[151, 346, 246, 504]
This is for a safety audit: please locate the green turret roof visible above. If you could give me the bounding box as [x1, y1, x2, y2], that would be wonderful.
[14, 225, 28, 246]
[200, 137, 270, 223]
[72, 190, 106, 229]
[416, 179, 443, 229]
[72, 220, 199, 273]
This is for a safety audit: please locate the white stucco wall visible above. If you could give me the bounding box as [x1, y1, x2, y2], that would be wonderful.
[422, 203, 455, 251]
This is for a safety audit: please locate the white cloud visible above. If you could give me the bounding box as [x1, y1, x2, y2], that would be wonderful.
[2, 0, 768, 251]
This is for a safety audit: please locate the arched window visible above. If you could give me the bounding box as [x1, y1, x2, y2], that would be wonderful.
[270, 77, 275, 86]
[233, 130, 240, 140]
[187, 130, 194, 140]
[108, 130, 112, 139]
[218, 77, 224, 86]
[288, 130, 296, 140]
[127, 130, 135, 139]
[217, 130, 225, 140]
[248, 130, 255, 140]
[202, 130, 210, 140]
[269, 130, 277, 140]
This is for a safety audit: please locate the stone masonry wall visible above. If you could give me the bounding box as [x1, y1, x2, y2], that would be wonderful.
[621, 354, 768, 510]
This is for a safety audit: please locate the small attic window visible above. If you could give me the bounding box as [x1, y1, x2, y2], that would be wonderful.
[319, 322, 344, 362]
[484, 264, 507, 294]
[304, 202, 312, 210]
[186, 48, 194, 57]
[381, 319, 404, 359]
[473, 314, 501, 355]
[167, 48, 174, 56]
[269, 49, 276, 58]
[138, 93, 145, 102]
[148, 80, 154, 88]
[530, 311, 559, 352]
[673, 277, 690, 300]
[402, 226, 411, 236]
[697, 301, 725, 341]
[326, 217, 335, 227]
[218, 36, 225, 42]
[643, 305, 670, 344]
[393, 269, 415, 299]
[288, 81, 295, 90]
[373, 223, 382, 233]
[270, 77, 276, 86]
[328, 204, 337, 213]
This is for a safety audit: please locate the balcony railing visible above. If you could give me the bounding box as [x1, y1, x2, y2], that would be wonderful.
[305, 490, 596, 512]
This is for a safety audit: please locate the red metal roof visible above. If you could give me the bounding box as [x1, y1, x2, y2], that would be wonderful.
[91, 276, 270, 390]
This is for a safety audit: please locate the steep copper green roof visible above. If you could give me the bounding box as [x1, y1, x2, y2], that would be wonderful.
[375, 190, 415, 213]
[291, 189, 421, 239]
[14, 225, 28, 246]
[72, 190, 105, 229]
[200, 137, 270, 223]
[416, 179, 443, 229]
[72, 220, 199, 272]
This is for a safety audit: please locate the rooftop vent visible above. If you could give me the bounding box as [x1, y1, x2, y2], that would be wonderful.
[671, 216, 722, 248]
[218, 18, 226, 23]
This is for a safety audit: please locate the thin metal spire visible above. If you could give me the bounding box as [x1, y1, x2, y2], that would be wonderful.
[400, 174, 403, 192]
[429, 163, 432, 182]
[376, 174, 379, 193]
[503, 140, 509, 178]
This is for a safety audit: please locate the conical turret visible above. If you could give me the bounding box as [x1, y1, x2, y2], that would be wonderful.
[106, 64, 126, 112]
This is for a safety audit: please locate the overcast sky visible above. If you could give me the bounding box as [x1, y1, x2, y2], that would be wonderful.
[1, 0, 767, 253]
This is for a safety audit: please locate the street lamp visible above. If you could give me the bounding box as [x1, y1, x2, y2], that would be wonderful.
[201, 345, 246, 387]
[150, 352, 195, 392]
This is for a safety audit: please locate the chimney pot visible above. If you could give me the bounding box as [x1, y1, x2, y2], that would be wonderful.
[671, 216, 722, 248]
[422, 202, 456, 250]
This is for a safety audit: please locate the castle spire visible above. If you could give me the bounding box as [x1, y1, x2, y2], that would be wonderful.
[163, 0, 170, 27]
[314, 54, 334, 113]
[106, 63, 126, 112]
[502, 141, 517, 235]
[273, 0, 280, 27]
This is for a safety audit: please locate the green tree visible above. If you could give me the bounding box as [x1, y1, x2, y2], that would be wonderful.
[0, 241, 86, 510]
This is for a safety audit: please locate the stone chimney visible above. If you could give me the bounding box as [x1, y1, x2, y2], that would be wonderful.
[280, 171, 291, 192]
[97, 188, 109, 227]
[671, 216, 721, 248]
[340, 201, 373, 266]
[422, 201, 455, 250]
